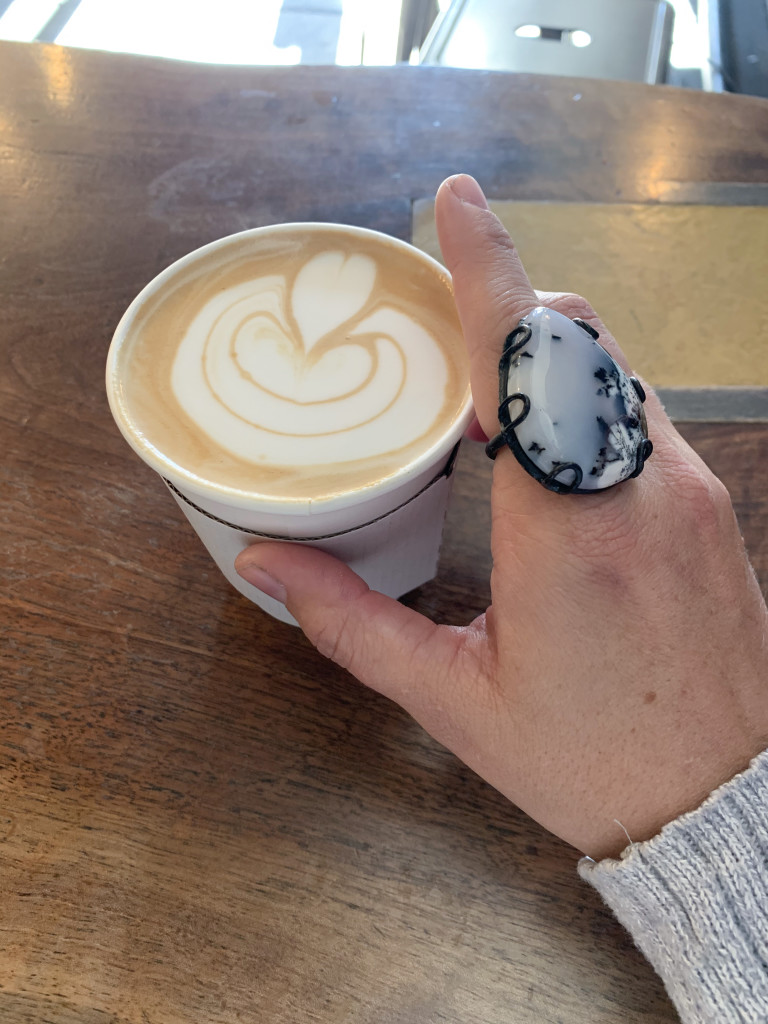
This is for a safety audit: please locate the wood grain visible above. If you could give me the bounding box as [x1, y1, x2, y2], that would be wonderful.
[2, 39, 767, 1024]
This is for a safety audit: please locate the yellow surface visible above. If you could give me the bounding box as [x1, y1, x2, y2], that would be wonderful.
[413, 200, 768, 387]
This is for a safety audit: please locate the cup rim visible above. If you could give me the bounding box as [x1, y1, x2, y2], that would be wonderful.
[106, 222, 474, 516]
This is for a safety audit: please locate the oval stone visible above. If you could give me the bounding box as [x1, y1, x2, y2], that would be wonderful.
[498, 307, 650, 492]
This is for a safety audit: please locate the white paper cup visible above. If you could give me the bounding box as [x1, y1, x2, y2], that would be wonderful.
[106, 224, 473, 625]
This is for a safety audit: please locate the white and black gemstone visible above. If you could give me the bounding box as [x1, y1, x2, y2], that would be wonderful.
[495, 306, 651, 492]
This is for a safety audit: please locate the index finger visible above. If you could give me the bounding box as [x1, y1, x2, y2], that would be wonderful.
[435, 176, 679, 485]
[435, 174, 539, 440]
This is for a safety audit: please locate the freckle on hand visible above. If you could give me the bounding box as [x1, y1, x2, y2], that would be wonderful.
[644, 691, 657, 704]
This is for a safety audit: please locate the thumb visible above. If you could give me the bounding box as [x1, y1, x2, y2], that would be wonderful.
[235, 542, 469, 715]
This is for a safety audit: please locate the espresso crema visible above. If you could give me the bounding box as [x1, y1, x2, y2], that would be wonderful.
[111, 226, 470, 504]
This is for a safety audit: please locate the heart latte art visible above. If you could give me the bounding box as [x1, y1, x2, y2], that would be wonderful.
[174, 250, 447, 464]
[113, 228, 469, 503]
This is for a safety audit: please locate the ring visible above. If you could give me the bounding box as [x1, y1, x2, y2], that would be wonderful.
[485, 307, 653, 494]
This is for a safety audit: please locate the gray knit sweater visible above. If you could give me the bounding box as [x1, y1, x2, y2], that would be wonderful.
[579, 749, 768, 1022]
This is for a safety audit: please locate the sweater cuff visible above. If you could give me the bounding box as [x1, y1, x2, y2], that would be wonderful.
[579, 749, 768, 1024]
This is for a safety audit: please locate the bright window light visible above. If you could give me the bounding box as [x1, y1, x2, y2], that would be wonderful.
[441, 17, 488, 68]
[337, 0, 403, 66]
[667, 0, 705, 69]
[54, 0, 301, 65]
[0, 0, 61, 40]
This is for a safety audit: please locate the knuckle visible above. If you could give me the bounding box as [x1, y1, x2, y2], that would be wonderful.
[486, 281, 539, 339]
[674, 466, 734, 540]
[567, 496, 641, 568]
[451, 211, 517, 277]
[547, 292, 598, 324]
[480, 210, 520, 262]
[551, 463, 737, 600]
[309, 608, 357, 670]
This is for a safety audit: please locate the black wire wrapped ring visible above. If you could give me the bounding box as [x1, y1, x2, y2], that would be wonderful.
[485, 307, 652, 494]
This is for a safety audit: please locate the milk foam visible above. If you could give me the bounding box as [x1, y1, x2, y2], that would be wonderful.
[171, 251, 449, 466]
[111, 226, 470, 504]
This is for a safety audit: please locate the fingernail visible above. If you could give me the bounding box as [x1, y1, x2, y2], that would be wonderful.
[449, 174, 489, 210]
[237, 563, 288, 604]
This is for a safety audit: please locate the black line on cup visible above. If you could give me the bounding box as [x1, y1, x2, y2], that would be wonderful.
[164, 443, 461, 541]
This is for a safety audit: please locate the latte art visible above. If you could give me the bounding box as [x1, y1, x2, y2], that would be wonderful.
[173, 251, 448, 465]
[109, 226, 470, 504]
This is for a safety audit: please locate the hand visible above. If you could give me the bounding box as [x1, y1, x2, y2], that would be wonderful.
[235, 175, 768, 860]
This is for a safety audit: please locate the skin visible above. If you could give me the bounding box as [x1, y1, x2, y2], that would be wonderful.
[236, 174, 768, 860]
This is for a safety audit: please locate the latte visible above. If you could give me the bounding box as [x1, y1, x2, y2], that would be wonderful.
[108, 225, 470, 507]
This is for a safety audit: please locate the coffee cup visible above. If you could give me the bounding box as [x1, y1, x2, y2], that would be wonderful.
[106, 223, 472, 624]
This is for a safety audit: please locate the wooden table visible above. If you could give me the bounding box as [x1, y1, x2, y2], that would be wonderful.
[2, 40, 767, 1023]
